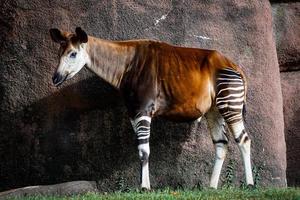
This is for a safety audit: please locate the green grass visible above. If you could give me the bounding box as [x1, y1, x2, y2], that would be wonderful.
[8, 187, 300, 200]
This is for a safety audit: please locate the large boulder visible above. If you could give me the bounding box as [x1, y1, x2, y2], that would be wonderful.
[272, 2, 300, 186]
[272, 2, 300, 72]
[0, 0, 286, 191]
[0, 181, 97, 199]
[280, 72, 300, 186]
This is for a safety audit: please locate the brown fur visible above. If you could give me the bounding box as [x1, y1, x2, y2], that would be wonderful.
[53, 31, 247, 122]
[114, 40, 246, 121]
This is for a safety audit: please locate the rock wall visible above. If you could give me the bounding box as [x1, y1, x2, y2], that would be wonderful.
[272, 2, 300, 72]
[280, 72, 300, 186]
[0, 0, 287, 191]
[272, 1, 300, 186]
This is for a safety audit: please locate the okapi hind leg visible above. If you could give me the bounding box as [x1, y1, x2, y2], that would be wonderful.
[228, 121, 254, 186]
[130, 115, 152, 190]
[206, 108, 229, 189]
[216, 68, 254, 186]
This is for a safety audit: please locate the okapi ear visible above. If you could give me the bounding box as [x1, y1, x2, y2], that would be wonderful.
[49, 28, 66, 43]
[75, 27, 88, 43]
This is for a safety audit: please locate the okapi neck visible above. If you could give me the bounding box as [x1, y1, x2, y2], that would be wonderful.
[85, 37, 135, 89]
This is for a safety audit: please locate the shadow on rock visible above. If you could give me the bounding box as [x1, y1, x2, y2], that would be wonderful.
[0, 76, 195, 191]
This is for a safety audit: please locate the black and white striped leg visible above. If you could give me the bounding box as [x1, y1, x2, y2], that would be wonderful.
[131, 116, 151, 190]
[206, 108, 229, 189]
[216, 68, 253, 186]
[229, 121, 254, 186]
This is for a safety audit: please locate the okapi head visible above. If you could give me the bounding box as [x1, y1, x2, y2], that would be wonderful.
[49, 27, 89, 86]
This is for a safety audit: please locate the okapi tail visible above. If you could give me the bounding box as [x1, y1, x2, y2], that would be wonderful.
[239, 68, 247, 122]
[243, 103, 247, 122]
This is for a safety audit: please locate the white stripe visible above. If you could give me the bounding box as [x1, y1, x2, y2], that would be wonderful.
[137, 126, 150, 130]
[137, 130, 150, 134]
[216, 96, 245, 104]
[217, 86, 244, 95]
[137, 131, 150, 135]
[219, 73, 241, 78]
[138, 135, 150, 140]
[137, 133, 150, 137]
[227, 114, 242, 122]
[217, 78, 242, 82]
[137, 129, 150, 133]
[134, 116, 151, 125]
[222, 112, 232, 117]
[216, 93, 244, 101]
[222, 110, 241, 117]
[218, 104, 243, 109]
[221, 68, 240, 74]
[217, 82, 244, 87]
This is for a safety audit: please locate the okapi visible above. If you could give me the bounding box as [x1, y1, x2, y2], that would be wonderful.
[49, 27, 254, 189]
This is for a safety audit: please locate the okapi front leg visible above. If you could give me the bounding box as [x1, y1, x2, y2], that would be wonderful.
[131, 116, 151, 190]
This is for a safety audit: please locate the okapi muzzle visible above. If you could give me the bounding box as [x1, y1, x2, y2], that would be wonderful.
[52, 72, 68, 87]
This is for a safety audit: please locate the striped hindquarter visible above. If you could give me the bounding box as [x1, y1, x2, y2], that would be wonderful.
[216, 68, 248, 142]
[207, 68, 254, 188]
[216, 68, 245, 125]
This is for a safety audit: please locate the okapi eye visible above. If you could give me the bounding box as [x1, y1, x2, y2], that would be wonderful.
[70, 52, 77, 58]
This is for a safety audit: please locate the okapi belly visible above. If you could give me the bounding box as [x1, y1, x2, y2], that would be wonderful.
[157, 104, 204, 122]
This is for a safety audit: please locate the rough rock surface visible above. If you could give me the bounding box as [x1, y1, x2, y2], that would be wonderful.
[272, 2, 300, 72]
[0, 181, 97, 199]
[280, 72, 300, 186]
[272, 1, 300, 186]
[0, 0, 286, 191]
